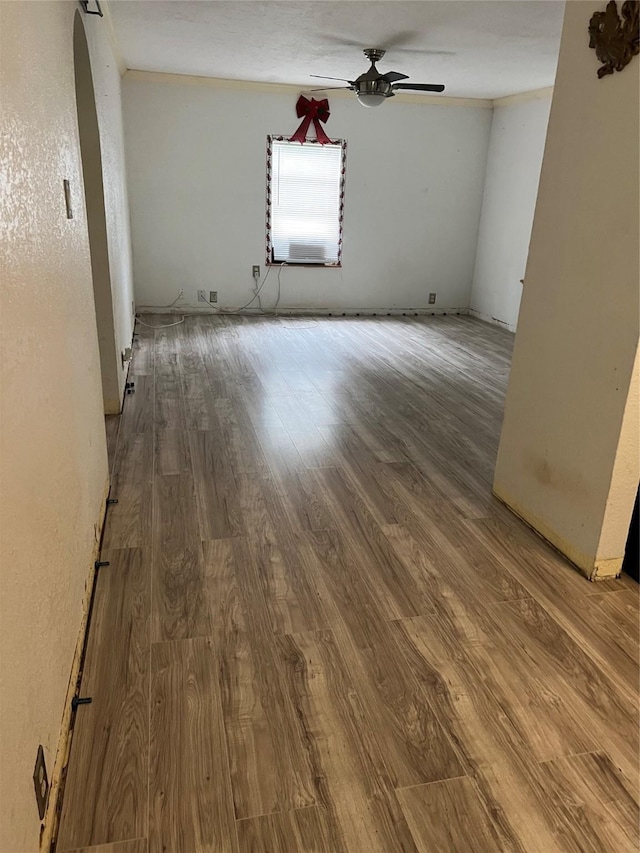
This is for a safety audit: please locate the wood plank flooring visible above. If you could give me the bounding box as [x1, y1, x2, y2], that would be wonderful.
[57, 315, 639, 853]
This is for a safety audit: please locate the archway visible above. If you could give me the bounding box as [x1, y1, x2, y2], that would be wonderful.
[73, 11, 121, 413]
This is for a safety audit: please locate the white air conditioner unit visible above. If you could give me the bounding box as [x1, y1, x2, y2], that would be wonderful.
[286, 242, 327, 264]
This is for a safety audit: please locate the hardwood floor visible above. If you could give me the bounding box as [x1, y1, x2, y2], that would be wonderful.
[105, 414, 120, 473]
[56, 315, 639, 853]
[58, 548, 149, 850]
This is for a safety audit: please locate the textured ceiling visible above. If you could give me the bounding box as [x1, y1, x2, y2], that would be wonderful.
[109, 0, 565, 99]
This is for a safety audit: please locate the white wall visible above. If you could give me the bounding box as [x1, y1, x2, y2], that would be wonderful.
[469, 90, 552, 331]
[122, 72, 493, 313]
[494, 0, 639, 579]
[83, 9, 135, 404]
[0, 2, 130, 850]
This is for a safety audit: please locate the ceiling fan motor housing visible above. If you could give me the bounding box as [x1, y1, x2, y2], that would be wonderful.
[356, 49, 393, 101]
[355, 79, 394, 98]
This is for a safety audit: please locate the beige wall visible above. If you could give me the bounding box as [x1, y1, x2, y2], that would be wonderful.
[494, 0, 640, 578]
[75, 12, 122, 412]
[83, 6, 135, 409]
[0, 1, 124, 849]
[597, 345, 640, 562]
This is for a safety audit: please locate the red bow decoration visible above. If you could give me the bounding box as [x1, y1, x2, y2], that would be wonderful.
[289, 96, 332, 144]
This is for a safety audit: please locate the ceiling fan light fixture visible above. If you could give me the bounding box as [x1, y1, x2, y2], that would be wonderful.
[311, 48, 445, 108]
[357, 92, 387, 108]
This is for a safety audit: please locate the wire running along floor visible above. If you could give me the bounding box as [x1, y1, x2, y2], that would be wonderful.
[57, 314, 639, 853]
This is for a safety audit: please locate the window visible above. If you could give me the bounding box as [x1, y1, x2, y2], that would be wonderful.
[266, 137, 346, 266]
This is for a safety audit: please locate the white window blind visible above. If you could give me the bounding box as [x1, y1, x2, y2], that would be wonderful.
[269, 139, 344, 265]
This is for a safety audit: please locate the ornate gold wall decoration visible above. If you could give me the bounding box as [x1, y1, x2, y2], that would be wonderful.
[588, 0, 640, 77]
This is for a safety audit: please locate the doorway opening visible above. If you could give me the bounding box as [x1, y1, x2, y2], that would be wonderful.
[73, 11, 121, 414]
[622, 487, 639, 583]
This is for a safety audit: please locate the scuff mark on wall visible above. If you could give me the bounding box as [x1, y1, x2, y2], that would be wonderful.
[525, 451, 588, 498]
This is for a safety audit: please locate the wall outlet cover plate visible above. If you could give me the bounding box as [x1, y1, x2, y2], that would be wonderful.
[33, 745, 49, 820]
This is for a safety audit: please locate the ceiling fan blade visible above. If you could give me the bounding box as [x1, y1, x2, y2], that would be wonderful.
[392, 83, 445, 93]
[380, 71, 410, 83]
[308, 86, 353, 92]
[318, 33, 455, 57]
[320, 30, 420, 50]
[380, 30, 421, 50]
[310, 74, 355, 84]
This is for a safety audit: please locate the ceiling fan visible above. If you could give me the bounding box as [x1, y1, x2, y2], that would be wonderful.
[310, 48, 445, 108]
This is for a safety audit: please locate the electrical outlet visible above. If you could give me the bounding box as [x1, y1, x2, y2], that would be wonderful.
[33, 745, 49, 820]
[428, 293, 437, 304]
[252, 265, 260, 279]
[197, 290, 207, 302]
[210, 291, 218, 303]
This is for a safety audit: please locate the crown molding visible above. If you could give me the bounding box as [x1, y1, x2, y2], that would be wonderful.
[123, 69, 494, 108]
[492, 86, 554, 107]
